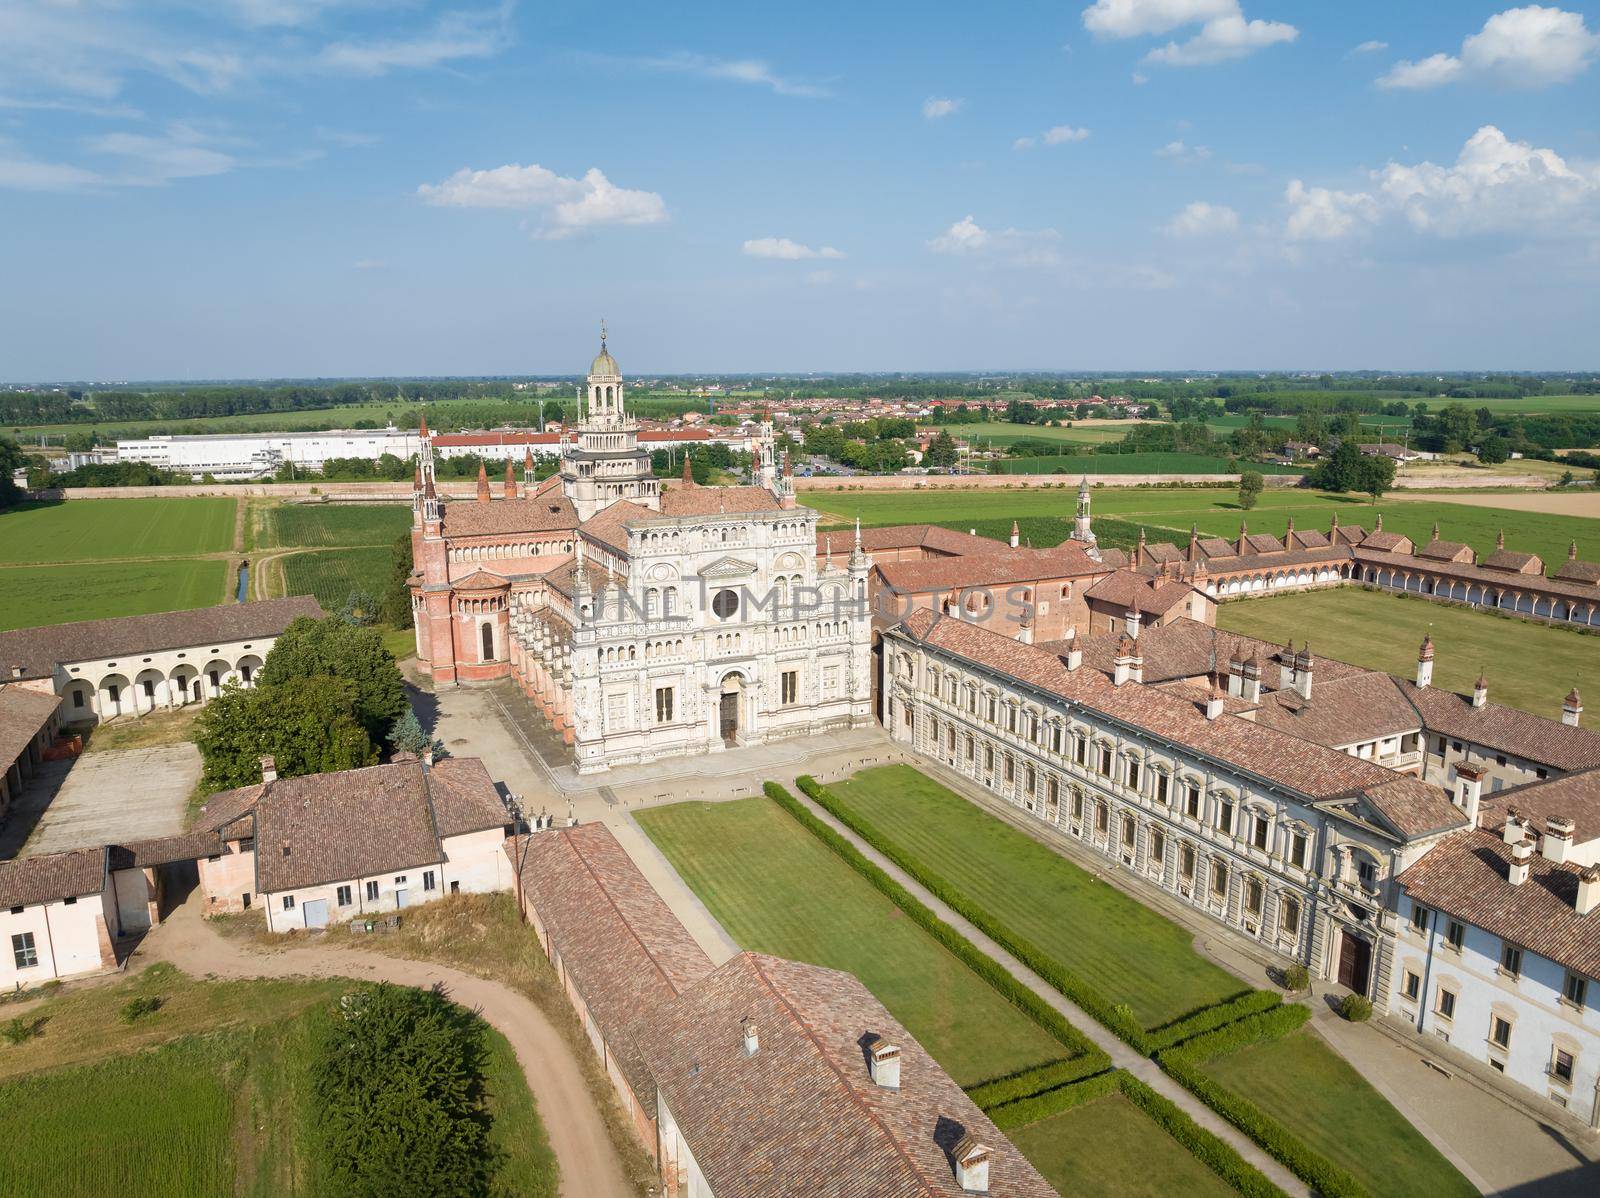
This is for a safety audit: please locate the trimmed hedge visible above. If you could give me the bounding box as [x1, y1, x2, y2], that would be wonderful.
[988, 1067, 1121, 1130]
[762, 783, 1109, 1076]
[1118, 1074, 1287, 1198]
[967, 1057, 1111, 1111]
[1157, 1006, 1368, 1198]
[1147, 990, 1284, 1053]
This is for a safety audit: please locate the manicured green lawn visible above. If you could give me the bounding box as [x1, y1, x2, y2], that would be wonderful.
[636, 796, 1067, 1087]
[0, 558, 231, 630]
[1010, 1093, 1236, 1198]
[0, 497, 236, 562]
[1218, 586, 1596, 719]
[259, 502, 411, 549]
[824, 766, 1244, 1030]
[803, 485, 1597, 566]
[1203, 1027, 1476, 1198]
[990, 452, 1305, 475]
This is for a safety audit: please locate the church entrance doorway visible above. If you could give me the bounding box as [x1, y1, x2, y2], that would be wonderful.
[719, 675, 742, 744]
[1337, 929, 1372, 995]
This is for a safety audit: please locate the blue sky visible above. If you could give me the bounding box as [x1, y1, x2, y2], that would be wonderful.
[1, 0, 1598, 379]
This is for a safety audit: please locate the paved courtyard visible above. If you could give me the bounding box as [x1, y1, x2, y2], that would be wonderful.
[0, 744, 200, 859]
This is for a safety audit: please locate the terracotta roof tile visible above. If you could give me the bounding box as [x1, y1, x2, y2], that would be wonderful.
[1399, 682, 1600, 773]
[0, 846, 105, 908]
[0, 687, 60, 767]
[438, 494, 578, 537]
[1480, 767, 1600, 844]
[659, 484, 782, 517]
[878, 546, 1105, 594]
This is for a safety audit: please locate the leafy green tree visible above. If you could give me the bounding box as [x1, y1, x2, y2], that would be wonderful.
[257, 615, 406, 742]
[1309, 439, 1362, 492]
[381, 532, 415, 629]
[0, 435, 26, 508]
[1477, 434, 1509, 465]
[195, 678, 377, 789]
[389, 708, 431, 755]
[310, 984, 496, 1198]
[1237, 470, 1264, 510]
[924, 429, 958, 468]
[340, 588, 380, 626]
[1358, 453, 1396, 502]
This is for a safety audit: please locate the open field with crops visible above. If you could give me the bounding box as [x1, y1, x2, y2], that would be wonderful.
[803, 485, 1598, 566]
[0, 559, 231, 631]
[0, 498, 235, 563]
[277, 546, 394, 610]
[0, 962, 555, 1198]
[1217, 587, 1595, 719]
[636, 795, 1068, 1087]
[253, 501, 411, 549]
[954, 421, 1148, 446]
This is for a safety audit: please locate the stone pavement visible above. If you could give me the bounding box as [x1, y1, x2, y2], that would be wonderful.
[0, 744, 199, 859]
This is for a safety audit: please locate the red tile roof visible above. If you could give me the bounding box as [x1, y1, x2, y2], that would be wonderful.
[659, 484, 782, 517]
[877, 546, 1105, 594]
[0, 687, 60, 768]
[1399, 682, 1600, 773]
[437, 494, 578, 537]
[0, 846, 106, 908]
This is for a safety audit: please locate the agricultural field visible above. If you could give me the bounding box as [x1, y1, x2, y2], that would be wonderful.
[988, 452, 1305, 476]
[1008, 1093, 1236, 1198]
[278, 546, 395, 611]
[0, 497, 235, 563]
[803, 485, 1599, 567]
[636, 796, 1068, 1088]
[953, 421, 1145, 446]
[1217, 587, 1596, 719]
[1203, 1026, 1476, 1198]
[0, 559, 231, 631]
[253, 500, 411, 549]
[0, 963, 555, 1198]
[819, 766, 1244, 1031]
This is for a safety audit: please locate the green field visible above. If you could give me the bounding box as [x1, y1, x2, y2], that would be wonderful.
[954, 421, 1140, 446]
[0, 559, 231, 631]
[823, 767, 1244, 1030]
[1218, 586, 1596, 718]
[0, 497, 235, 562]
[257, 502, 411, 549]
[987, 452, 1305, 476]
[1203, 1027, 1475, 1198]
[636, 796, 1067, 1087]
[803, 485, 1598, 566]
[279, 546, 394, 609]
[0, 964, 554, 1198]
[1009, 1093, 1236, 1198]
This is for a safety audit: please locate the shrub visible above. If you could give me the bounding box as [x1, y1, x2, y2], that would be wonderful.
[988, 1068, 1121, 1130]
[1117, 1074, 1286, 1198]
[1282, 964, 1309, 992]
[1339, 993, 1372, 1023]
[119, 996, 162, 1023]
[2, 1015, 42, 1045]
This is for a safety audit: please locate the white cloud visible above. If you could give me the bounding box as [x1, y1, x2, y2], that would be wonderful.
[1379, 6, 1598, 90]
[1043, 124, 1091, 144]
[742, 237, 844, 260]
[1284, 179, 1380, 241]
[0, 143, 104, 192]
[1165, 200, 1239, 235]
[1155, 139, 1212, 161]
[1352, 40, 1389, 54]
[927, 215, 1062, 266]
[87, 127, 236, 183]
[1131, 71, 1150, 84]
[318, 6, 511, 76]
[1013, 136, 1037, 151]
[418, 163, 668, 238]
[1083, 0, 1296, 66]
[1281, 125, 1599, 244]
[622, 52, 830, 97]
[922, 96, 964, 119]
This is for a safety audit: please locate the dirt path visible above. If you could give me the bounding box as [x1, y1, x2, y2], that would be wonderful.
[143, 900, 635, 1198]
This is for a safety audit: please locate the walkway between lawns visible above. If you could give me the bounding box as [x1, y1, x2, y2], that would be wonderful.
[140, 898, 633, 1198]
[784, 783, 1311, 1198]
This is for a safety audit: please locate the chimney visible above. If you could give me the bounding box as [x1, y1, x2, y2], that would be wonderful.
[1009, 519, 1019, 549]
[1455, 762, 1484, 824]
[1206, 680, 1224, 721]
[1415, 634, 1434, 689]
[1295, 645, 1314, 702]
[1284, 513, 1296, 549]
[1227, 653, 1244, 698]
[1277, 641, 1296, 690]
[1563, 687, 1583, 727]
[504, 458, 519, 500]
[1066, 643, 1083, 672]
[260, 755, 277, 784]
[1508, 838, 1534, 886]
[1134, 525, 1146, 566]
[741, 1018, 759, 1057]
[869, 1040, 901, 1089]
[523, 447, 534, 482]
[422, 745, 435, 768]
[1113, 634, 1134, 686]
[1242, 656, 1262, 704]
[1577, 866, 1600, 917]
[1124, 602, 1141, 641]
[1502, 806, 1524, 845]
[476, 462, 491, 503]
[1472, 672, 1488, 709]
[954, 1136, 991, 1195]
[1543, 817, 1575, 865]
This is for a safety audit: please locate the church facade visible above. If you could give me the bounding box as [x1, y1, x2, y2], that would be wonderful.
[409, 330, 874, 773]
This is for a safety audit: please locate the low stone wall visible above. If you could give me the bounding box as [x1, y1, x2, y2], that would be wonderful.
[793, 473, 1288, 491]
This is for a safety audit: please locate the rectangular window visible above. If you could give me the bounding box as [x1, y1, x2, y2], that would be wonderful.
[1491, 1015, 1513, 1050]
[1126, 759, 1141, 792]
[1185, 784, 1202, 819]
[1051, 725, 1063, 754]
[1357, 858, 1378, 888]
[1282, 896, 1301, 937]
[1006, 706, 1017, 733]
[1072, 790, 1084, 820]
[1074, 735, 1087, 767]
[781, 671, 798, 706]
[1245, 878, 1263, 916]
[423, 870, 436, 892]
[1403, 970, 1421, 1001]
[1154, 773, 1170, 805]
[1097, 745, 1113, 776]
[983, 745, 994, 770]
[1411, 905, 1430, 934]
[1095, 802, 1108, 833]
[394, 875, 406, 885]
[282, 895, 295, 911]
[72, 690, 84, 708]
[11, 931, 37, 969]
[1446, 920, 1465, 951]
[1563, 973, 1588, 1008]
[1211, 862, 1228, 898]
[1004, 756, 1015, 783]
[1290, 830, 1307, 869]
[1500, 943, 1523, 979]
[1553, 1049, 1575, 1083]
[1217, 800, 1234, 836]
[365, 880, 379, 902]
[1438, 987, 1457, 1020]
[336, 885, 352, 907]
[655, 686, 675, 723]
[1252, 814, 1270, 851]
[1150, 829, 1166, 867]
[987, 697, 997, 723]
[1180, 844, 1196, 879]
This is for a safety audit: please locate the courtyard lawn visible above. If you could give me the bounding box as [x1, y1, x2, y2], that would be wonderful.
[989, 452, 1305, 476]
[0, 558, 231, 630]
[256, 501, 411, 549]
[0, 962, 555, 1198]
[823, 766, 1244, 1031]
[1009, 1093, 1236, 1198]
[1202, 1027, 1476, 1198]
[278, 545, 394, 610]
[636, 796, 1068, 1088]
[0, 497, 236, 563]
[1217, 587, 1596, 719]
[802, 485, 1598, 566]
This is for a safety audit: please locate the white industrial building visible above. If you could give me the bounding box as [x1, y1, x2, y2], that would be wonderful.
[116, 428, 422, 480]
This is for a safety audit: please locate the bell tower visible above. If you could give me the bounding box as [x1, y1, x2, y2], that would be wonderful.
[560, 322, 661, 521]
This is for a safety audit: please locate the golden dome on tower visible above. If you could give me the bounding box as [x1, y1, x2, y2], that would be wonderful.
[589, 320, 620, 377]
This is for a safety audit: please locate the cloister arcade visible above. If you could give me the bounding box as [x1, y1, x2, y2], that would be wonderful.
[58, 652, 265, 723]
[1359, 566, 1600, 627]
[1202, 562, 1353, 599]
